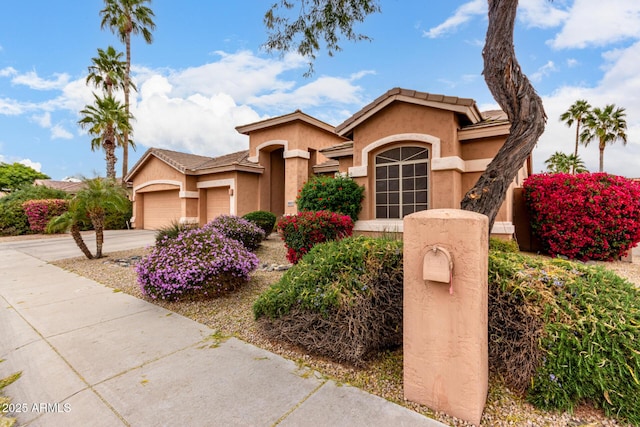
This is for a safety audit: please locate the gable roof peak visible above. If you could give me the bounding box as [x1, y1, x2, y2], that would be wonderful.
[335, 87, 482, 136]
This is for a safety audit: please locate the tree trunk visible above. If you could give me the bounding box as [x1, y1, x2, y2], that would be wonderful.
[599, 144, 605, 172]
[572, 122, 580, 174]
[92, 214, 105, 259]
[122, 31, 131, 181]
[105, 139, 117, 180]
[70, 224, 93, 259]
[460, 0, 546, 232]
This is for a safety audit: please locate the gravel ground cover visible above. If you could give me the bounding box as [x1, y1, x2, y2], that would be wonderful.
[49, 236, 635, 427]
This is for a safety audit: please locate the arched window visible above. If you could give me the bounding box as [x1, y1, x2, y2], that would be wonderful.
[375, 146, 429, 219]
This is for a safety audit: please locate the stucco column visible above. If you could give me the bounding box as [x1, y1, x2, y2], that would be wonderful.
[403, 209, 488, 426]
[284, 156, 309, 215]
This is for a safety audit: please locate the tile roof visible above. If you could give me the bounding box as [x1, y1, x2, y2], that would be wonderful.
[335, 87, 482, 136]
[235, 110, 340, 136]
[34, 179, 86, 193]
[126, 147, 261, 181]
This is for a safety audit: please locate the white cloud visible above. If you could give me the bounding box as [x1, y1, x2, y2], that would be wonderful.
[133, 75, 262, 156]
[0, 67, 17, 77]
[518, 0, 569, 28]
[530, 60, 557, 82]
[51, 124, 73, 140]
[12, 71, 71, 90]
[18, 159, 43, 172]
[128, 51, 368, 154]
[424, 0, 486, 39]
[0, 98, 25, 115]
[32, 112, 51, 128]
[549, 0, 640, 49]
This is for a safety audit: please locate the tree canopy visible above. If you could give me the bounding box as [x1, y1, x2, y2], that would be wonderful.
[0, 162, 49, 192]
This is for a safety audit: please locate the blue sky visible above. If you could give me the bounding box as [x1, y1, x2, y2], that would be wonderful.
[1, 0, 639, 180]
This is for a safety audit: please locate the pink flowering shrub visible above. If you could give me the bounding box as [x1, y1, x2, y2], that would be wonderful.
[136, 226, 259, 301]
[524, 173, 640, 261]
[22, 199, 68, 233]
[277, 210, 354, 264]
[204, 215, 265, 251]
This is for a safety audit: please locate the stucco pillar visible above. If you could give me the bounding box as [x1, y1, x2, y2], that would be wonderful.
[284, 156, 309, 215]
[403, 209, 488, 426]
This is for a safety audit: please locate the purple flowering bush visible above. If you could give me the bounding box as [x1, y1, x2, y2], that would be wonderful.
[204, 215, 265, 251]
[136, 226, 259, 301]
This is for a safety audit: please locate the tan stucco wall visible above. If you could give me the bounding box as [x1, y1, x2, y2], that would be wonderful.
[235, 173, 261, 216]
[131, 156, 186, 189]
[460, 137, 504, 161]
[351, 103, 460, 167]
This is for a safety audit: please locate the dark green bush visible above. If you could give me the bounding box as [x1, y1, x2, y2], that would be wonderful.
[205, 215, 265, 251]
[489, 245, 640, 424]
[253, 236, 403, 365]
[0, 186, 69, 236]
[104, 198, 132, 230]
[296, 175, 364, 221]
[242, 210, 276, 238]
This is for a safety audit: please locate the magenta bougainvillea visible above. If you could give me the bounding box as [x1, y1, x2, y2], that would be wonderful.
[523, 173, 640, 261]
[22, 199, 68, 233]
[277, 210, 354, 264]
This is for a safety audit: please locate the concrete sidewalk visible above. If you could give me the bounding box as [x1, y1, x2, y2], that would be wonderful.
[0, 241, 445, 426]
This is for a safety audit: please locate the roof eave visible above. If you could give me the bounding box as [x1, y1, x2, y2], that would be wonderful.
[458, 122, 511, 141]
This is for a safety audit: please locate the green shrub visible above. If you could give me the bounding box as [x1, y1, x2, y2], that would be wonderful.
[489, 245, 640, 424]
[253, 236, 403, 365]
[277, 210, 354, 263]
[242, 210, 277, 238]
[154, 220, 198, 246]
[205, 215, 265, 251]
[297, 174, 364, 221]
[104, 198, 132, 230]
[0, 186, 69, 236]
[488, 237, 519, 253]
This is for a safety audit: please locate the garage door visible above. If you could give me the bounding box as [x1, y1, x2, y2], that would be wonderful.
[143, 190, 181, 229]
[206, 187, 230, 222]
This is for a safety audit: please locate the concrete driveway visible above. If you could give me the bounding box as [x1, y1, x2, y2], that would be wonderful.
[0, 229, 157, 261]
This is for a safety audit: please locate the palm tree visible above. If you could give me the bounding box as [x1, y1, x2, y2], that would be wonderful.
[580, 104, 627, 172]
[75, 178, 131, 258]
[47, 178, 130, 259]
[79, 94, 132, 180]
[544, 151, 588, 174]
[559, 100, 591, 174]
[100, 0, 155, 179]
[86, 46, 132, 98]
[47, 210, 94, 259]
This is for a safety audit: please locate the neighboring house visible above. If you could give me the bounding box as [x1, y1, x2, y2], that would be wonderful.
[34, 179, 86, 195]
[125, 88, 530, 238]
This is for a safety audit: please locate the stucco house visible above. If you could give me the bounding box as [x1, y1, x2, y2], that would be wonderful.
[125, 88, 530, 237]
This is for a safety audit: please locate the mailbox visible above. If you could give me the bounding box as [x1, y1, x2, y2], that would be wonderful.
[423, 246, 454, 293]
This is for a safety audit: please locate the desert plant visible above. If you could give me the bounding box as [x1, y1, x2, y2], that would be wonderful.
[154, 220, 198, 246]
[296, 174, 364, 221]
[204, 215, 265, 251]
[136, 226, 259, 301]
[277, 210, 354, 263]
[524, 173, 640, 261]
[253, 236, 403, 365]
[488, 245, 640, 423]
[242, 210, 277, 238]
